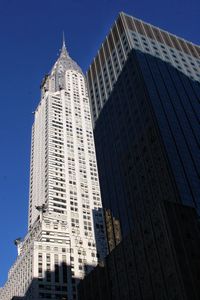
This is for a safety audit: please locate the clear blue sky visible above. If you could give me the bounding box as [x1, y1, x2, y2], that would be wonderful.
[0, 0, 199, 287]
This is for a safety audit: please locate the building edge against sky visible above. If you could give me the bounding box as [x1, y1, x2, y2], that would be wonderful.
[0, 39, 107, 300]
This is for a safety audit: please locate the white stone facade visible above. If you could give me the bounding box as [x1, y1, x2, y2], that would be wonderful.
[0, 41, 107, 300]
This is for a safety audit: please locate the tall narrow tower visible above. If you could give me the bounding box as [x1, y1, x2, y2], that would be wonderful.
[0, 38, 107, 300]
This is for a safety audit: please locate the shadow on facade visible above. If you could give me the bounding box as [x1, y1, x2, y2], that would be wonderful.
[91, 208, 108, 260]
[12, 263, 93, 300]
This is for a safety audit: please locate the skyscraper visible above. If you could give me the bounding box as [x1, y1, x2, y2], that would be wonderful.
[81, 12, 200, 300]
[0, 38, 106, 300]
[87, 12, 200, 127]
[87, 11, 200, 241]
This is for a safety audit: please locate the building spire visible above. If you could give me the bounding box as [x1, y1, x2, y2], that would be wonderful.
[61, 31, 69, 56]
[48, 33, 83, 83]
[62, 31, 66, 49]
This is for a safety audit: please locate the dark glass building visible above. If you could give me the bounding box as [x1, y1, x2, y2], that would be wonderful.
[94, 48, 200, 241]
[78, 202, 200, 300]
[86, 11, 200, 244]
[80, 12, 200, 300]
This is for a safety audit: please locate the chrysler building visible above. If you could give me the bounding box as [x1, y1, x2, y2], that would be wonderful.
[0, 37, 107, 300]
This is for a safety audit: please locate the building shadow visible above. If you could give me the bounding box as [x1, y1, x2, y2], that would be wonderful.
[11, 262, 93, 300]
[91, 208, 108, 261]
